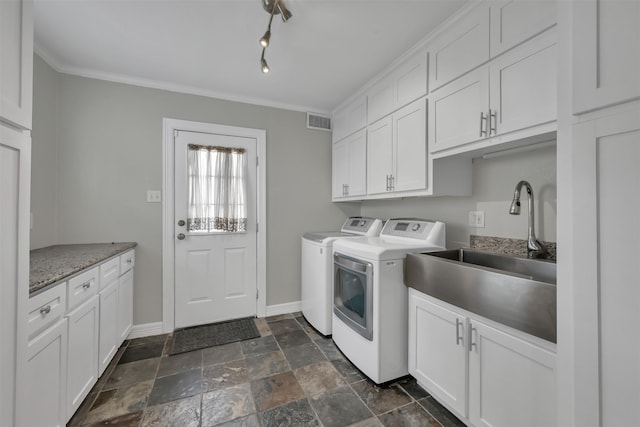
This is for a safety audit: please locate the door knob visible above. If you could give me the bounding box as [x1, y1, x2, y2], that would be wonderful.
[177, 233, 186, 240]
[177, 220, 185, 226]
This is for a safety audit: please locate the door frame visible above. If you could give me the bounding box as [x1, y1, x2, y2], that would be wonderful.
[162, 118, 267, 333]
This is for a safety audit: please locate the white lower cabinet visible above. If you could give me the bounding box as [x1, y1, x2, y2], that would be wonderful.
[118, 268, 134, 345]
[408, 288, 556, 427]
[99, 280, 119, 376]
[20, 318, 68, 427]
[66, 294, 100, 421]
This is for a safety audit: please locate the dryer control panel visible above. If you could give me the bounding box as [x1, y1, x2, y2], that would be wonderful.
[382, 219, 436, 240]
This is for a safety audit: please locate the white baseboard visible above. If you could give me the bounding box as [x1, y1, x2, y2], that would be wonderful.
[265, 301, 302, 317]
[127, 322, 164, 339]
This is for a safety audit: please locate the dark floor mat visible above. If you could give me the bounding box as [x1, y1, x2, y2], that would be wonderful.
[170, 317, 260, 355]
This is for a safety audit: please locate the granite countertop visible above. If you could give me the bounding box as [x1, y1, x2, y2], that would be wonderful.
[30, 242, 137, 296]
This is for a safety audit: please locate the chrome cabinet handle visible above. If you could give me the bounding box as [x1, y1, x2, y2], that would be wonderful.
[390, 175, 395, 191]
[40, 305, 51, 315]
[490, 110, 497, 135]
[126, 259, 132, 264]
[177, 220, 186, 227]
[469, 325, 477, 352]
[82, 281, 91, 290]
[455, 318, 463, 346]
[177, 233, 186, 240]
[480, 112, 488, 137]
[345, 184, 349, 196]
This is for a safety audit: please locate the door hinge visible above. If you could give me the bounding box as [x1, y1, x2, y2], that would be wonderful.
[256, 157, 259, 166]
[256, 289, 259, 300]
[256, 223, 259, 233]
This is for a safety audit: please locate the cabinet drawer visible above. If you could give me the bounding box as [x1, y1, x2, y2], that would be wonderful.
[67, 267, 99, 311]
[27, 284, 66, 341]
[99, 257, 120, 290]
[120, 250, 135, 274]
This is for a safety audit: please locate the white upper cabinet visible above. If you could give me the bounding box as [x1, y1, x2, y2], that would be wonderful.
[489, 27, 557, 135]
[429, 5, 490, 92]
[0, 0, 33, 130]
[429, 67, 490, 152]
[332, 95, 367, 143]
[573, 0, 640, 114]
[367, 50, 428, 124]
[489, 0, 557, 56]
[430, 28, 557, 155]
[367, 98, 427, 196]
[332, 129, 367, 200]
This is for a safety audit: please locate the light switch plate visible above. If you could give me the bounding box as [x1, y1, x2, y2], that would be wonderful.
[469, 211, 485, 228]
[146, 190, 161, 203]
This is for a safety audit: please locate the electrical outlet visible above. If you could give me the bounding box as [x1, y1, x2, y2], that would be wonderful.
[146, 190, 161, 203]
[469, 211, 486, 228]
[475, 211, 485, 228]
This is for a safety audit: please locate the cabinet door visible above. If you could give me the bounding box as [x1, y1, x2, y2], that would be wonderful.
[66, 295, 99, 421]
[0, 0, 33, 129]
[118, 269, 134, 345]
[393, 99, 426, 192]
[367, 116, 393, 195]
[468, 320, 556, 427]
[429, 4, 490, 91]
[332, 95, 367, 142]
[394, 51, 428, 109]
[408, 290, 468, 419]
[429, 67, 489, 153]
[346, 131, 367, 197]
[489, 0, 557, 57]
[18, 319, 67, 427]
[1, 124, 30, 427]
[367, 76, 394, 125]
[573, 0, 640, 114]
[571, 110, 640, 427]
[489, 28, 557, 136]
[332, 139, 349, 199]
[99, 281, 119, 376]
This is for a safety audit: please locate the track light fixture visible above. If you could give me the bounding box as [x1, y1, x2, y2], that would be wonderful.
[259, 0, 291, 73]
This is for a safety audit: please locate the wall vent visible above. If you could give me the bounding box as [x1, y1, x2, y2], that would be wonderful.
[307, 113, 332, 131]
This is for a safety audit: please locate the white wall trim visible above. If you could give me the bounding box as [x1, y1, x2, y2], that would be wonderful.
[266, 301, 302, 317]
[162, 118, 267, 334]
[34, 44, 326, 115]
[127, 322, 165, 339]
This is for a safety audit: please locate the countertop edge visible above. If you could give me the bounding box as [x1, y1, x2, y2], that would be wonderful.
[30, 242, 137, 297]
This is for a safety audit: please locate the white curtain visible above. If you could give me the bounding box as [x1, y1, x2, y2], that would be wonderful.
[187, 144, 247, 233]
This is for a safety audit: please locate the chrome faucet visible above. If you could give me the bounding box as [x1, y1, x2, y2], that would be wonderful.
[509, 180, 547, 258]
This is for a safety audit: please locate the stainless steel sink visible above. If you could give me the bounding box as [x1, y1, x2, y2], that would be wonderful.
[405, 249, 556, 343]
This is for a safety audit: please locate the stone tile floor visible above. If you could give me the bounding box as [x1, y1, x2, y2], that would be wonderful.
[68, 313, 466, 427]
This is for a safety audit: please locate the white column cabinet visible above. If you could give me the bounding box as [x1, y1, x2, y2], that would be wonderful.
[0, 0, 33, 130]
[408, 288, 556, 427]
[332, 130, 367, 200]
[572, 0, 640, 114]
[367, 98, 427, 195]
[66, 294, 99, 421]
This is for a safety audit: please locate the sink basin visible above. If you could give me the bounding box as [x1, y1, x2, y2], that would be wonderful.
[405, 249, 556, 343]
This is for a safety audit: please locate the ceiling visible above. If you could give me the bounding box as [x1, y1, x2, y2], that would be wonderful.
[33, 0, 469, 114]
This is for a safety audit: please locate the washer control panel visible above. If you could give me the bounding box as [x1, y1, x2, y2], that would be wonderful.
[340, 217, 383, 236]
[381, 219, 436, 240]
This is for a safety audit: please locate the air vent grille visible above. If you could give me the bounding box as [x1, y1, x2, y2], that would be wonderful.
[307, 113, 332, 131]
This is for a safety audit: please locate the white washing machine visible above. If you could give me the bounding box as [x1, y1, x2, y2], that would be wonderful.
[332, 218, 446, 384]
[301, 217, 383, 336]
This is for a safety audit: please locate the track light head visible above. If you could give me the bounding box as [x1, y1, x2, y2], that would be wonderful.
[259, 29, 271, 48]
[261, 51, 270, 73]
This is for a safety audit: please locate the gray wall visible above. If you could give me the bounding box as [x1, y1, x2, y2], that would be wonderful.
[30, 55, 59, 249]
[360, 145, 557, 249]
[31, 54, 356, 325]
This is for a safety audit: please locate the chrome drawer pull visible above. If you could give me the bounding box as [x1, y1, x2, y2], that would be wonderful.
[40, 305, 51, 316]
[455, 318, 463, 346]
[82, 281, 91, 289]
[126, 259, 132, 264]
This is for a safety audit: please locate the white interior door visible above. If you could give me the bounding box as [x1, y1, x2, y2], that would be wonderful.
[174, 130, 257, 328]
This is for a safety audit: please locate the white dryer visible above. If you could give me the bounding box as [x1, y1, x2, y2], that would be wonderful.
[332, 218, 446, 384]
[301, 217, 383, 336]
